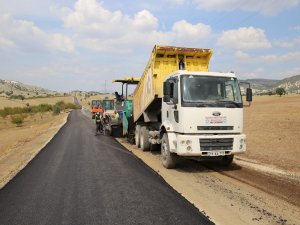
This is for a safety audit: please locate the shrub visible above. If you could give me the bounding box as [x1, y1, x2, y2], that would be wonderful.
[0, 104, 52, 117]
[52, 104, 61, 115]
[0, 101, 78, 118]
[68, 103, 81, 109]
[30, 104, 52, 113]
[55, 101, 66, 110]
[10, 95, 25, 100]
[11, 115, 24, 126]
[0, 110, 7, 118]
[39, 104, 53, 112]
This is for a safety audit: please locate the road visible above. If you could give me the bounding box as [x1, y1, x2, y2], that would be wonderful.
[0, 110, 213, 225]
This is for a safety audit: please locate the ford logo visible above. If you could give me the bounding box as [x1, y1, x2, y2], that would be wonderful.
[212, 111, 221, 116]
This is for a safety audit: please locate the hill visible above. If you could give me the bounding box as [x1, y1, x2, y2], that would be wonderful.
[241, 74, 300, 94]
[0, 79, 57, 97]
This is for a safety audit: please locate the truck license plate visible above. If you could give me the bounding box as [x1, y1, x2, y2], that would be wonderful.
[205, 116, 226, 124]
[208, 151, 225, 156]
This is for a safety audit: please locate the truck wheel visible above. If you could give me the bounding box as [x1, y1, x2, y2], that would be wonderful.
[135, 125, 141, 147]
[161, 133, 177, 169]
[140, 126, 150, 151]
[220, 155, 234, 166]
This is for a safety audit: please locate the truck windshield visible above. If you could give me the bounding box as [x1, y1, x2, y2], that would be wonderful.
[181, 75, 242, 108]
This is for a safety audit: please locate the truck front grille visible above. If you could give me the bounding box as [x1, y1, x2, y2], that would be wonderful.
[200, 138, 233, 151]
[197, 126, 233, 131]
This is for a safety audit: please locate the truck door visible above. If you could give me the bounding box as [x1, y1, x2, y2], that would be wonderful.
[168, 78, 181, 132]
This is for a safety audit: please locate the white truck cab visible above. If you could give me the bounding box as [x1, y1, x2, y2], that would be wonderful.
[159, 71, 252, 168]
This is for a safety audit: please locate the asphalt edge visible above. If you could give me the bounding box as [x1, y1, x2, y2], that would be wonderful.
[114, 138, 216, 225]
[0, 112, 70, 189]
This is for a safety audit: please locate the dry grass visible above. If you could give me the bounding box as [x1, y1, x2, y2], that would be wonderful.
[0, 96, 73, 109]
[243, 94, 300, 172]
[0, 112, 61, 158]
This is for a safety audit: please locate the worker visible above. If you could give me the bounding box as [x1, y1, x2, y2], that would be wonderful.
[111, 110, 120, 124]
[115, 91, 123, 102]
[95, 112, 103, 135]
[98, 105, 103, 116]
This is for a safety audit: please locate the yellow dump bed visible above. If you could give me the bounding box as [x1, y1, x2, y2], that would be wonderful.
[133, 45, 213, 122]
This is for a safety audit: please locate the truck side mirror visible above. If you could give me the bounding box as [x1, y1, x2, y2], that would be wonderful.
[246, 88, 252, 102]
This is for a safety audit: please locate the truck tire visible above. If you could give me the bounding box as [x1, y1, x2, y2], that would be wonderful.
[135, 125, 141, 147]
[220, 155, 234, 166]
[161, 133, 177, 169]
[140, 126, 150, 151]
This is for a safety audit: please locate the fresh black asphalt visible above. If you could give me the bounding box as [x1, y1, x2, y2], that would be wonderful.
[0, 110, 214, 225]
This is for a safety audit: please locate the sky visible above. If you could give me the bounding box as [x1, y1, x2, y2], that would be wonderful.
[0, 0, 300, 92]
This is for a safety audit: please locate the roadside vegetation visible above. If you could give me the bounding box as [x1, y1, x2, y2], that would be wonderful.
[0, 101, 80, 126]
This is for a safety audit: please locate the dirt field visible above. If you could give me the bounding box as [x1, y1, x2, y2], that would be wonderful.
[0, 95, 72, 188]
[0, 96, 73, 109]
[243, 94, 300, 173]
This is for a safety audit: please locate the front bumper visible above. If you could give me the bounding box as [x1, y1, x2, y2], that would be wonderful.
[168, 133, 246, 156]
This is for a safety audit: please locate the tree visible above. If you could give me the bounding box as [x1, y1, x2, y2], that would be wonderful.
[276, 87, 286, 97]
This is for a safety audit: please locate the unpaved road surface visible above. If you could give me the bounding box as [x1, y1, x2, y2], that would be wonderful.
[117, 139, 300, 225]
[0, 110, 212, 225]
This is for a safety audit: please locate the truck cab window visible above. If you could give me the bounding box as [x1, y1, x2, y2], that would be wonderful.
[225, 84, 235, 101]
[181, 75, 242, 107]
[169, 79, 178, 104]
[172, 81, 178, 103]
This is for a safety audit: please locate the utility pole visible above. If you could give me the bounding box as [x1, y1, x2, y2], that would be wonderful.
[104, 80, 107, 93]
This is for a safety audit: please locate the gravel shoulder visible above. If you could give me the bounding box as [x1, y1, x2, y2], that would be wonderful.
[116, 138, 300, 225]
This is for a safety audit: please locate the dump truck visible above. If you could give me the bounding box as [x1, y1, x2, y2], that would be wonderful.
[132, 45, 252, 168]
